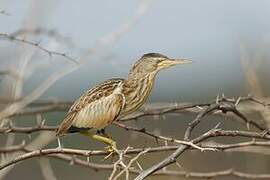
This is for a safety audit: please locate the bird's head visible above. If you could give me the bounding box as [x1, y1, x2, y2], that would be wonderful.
[129, 53, 192, 76]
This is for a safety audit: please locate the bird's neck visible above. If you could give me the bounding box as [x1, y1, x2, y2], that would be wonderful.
[127, 71, 155, 81]
[122, 72, 157, 115]
[126, 73, 156, 88]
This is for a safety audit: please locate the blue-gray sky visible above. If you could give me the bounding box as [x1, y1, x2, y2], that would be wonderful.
[1, 1, 270, 180]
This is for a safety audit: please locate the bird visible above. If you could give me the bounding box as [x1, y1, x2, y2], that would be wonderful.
[56, 53, 191, 153]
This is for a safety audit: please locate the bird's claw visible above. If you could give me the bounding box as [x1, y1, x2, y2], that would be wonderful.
[103, 142, 118, 160]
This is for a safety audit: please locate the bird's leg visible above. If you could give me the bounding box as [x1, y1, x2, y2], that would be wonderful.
[95, 129, 116, 159]
[97, 128, 112, 139]
[80, 131, 117, 156]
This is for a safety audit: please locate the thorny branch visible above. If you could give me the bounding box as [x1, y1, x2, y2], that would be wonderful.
[135, 96, 270, 180]
[0, 96, 270, 179]
[0, 128, 269, 170]
[10, 28, 79, 50]
[0, 33, 78, 65]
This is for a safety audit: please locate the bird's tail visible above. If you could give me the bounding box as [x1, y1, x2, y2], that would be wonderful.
[56, 112, 76, 137]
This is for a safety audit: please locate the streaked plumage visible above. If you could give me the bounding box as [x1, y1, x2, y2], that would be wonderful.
[56, 53, 191, 136]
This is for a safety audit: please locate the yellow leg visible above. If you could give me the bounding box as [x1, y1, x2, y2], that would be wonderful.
[97, 129, 112, 139]
[80, 131, 117, 157]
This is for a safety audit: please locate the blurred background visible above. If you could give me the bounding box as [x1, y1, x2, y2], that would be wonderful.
[0, 0, 270, 179]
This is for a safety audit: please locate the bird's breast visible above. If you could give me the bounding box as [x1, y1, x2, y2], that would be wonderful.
[122, 74, 155, 115]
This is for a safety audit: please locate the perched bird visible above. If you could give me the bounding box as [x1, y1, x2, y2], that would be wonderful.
[56, 53, 191, 152]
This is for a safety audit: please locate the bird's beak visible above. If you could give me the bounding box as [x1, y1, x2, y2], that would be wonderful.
[159, 58, 192, 68]
[169, 58, 192, 65]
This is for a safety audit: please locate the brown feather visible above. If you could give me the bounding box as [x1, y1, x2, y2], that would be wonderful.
[56, 112, 77, 136]
[56, 78, 125, 136]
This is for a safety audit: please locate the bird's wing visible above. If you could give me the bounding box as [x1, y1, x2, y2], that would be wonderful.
[56, 79, 125, 136]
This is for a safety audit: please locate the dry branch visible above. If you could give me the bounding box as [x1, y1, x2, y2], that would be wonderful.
[0, 128, 269, 170]
[1, 95, 270, 179]
[0, 33, 78, 65]
[134, 97, 270, 179]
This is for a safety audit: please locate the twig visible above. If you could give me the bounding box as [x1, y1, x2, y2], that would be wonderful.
[0, 125, 57, 134]
[134, 98, 269, 180]
[10, 28, 80, 50]
[108, 146, 130, 180]
[0, 33, 78, 65]
[114, 122, 217, 152]
[1, 129, 270, 171]
[113, 148, 150, 180]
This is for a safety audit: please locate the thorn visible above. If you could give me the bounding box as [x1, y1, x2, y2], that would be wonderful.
[235, 97, 241, 106]
[214, 122, 221, 129]
[262, 130, 268, 137]
[69, 156, 75, 165]
[57, 138, 62, 149]
[36, 114, 42, 125]
[164, 140, 168, 146]
[136, 161, 143, 171]
[222, 93, 225, 99]
[216, 94, 219, 104]
[175, 160, 182, 169]
[40, 119, 46, 127]
[246, 121, 250, 130]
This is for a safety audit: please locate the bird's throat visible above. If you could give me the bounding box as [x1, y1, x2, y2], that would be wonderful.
[122, 73, 156, 115]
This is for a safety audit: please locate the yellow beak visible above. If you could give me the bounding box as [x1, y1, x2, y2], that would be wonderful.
[159, 58, 192, 68]
[169, 58, 192, 65]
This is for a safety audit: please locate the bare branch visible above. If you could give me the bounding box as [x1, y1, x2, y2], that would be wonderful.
[134, 97, 270, 179]
[1, 128, 270, 171]
[0, 33, 78, 65]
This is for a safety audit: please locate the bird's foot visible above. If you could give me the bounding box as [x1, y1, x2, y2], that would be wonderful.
[80, 130, 118, 159]
[103, 141, 118, 160]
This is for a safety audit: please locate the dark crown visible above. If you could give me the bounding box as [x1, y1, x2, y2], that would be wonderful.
[142, 53, 168, 59]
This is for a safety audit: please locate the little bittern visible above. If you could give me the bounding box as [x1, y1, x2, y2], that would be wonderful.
[56, 53, 191, 152]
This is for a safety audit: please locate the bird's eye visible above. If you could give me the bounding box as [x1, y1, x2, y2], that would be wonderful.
[157, 59, 164, 64]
